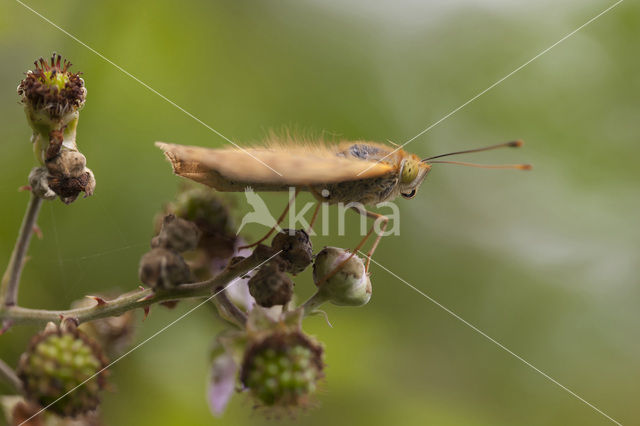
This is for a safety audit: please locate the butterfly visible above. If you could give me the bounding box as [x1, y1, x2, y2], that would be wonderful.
[156, 137, 529, 279]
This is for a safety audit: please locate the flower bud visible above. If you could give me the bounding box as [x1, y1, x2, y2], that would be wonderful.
[138, 248, 192, 290]
[312, 247, 371, 306]
[248, 259, 294, 308]
[240, 331, 323, 407]
[16, 322, 108, 417]
[151, 214, 201, 253]
[271, 229, 313, 275]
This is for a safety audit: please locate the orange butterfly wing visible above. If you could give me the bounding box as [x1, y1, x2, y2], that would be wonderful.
[156, 142, 394, 189]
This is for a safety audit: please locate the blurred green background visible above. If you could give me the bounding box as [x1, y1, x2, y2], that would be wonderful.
[1, 0, 638, 425]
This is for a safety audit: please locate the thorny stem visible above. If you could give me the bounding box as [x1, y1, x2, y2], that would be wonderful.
[0, 358, 23, 395]
[0, 193, 43, 308]
[0, 246, 276, 327]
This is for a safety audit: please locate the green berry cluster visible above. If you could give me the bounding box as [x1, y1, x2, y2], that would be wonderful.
[17, 323, 108, 417]
[241, 332, 323, 407]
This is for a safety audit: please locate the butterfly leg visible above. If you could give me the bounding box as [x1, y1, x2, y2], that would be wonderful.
[359, 209, 388, 271]
[239, 188, 300, 249]
[314, 206, 388, 286]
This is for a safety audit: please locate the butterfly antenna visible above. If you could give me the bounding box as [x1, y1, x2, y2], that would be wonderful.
[427, 160, 532, 170]
[422, 140, 523, 162]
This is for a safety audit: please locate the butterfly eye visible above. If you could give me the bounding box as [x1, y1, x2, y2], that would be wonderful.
[401, 189, 417, 199]
[400, 160, 419, 184]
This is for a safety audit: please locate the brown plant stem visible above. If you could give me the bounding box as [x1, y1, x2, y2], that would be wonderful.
[0, 193, 43, 307]
[0, 358, 24, 395]
[0, 246, 276, 327]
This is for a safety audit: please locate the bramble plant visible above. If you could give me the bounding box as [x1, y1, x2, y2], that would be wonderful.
[0, 54, 372, 424]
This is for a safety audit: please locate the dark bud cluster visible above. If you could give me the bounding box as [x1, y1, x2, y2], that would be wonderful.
[246, 229, 314, 308]
[249, 229, 313, 308]
[271, 229, 313, 275]
[139, 214, 200, 291]
[248, 258, 294, 308]
[159, 188, 238, 280]
[151, 214, 201, 252]
[139, 247, 191, 291]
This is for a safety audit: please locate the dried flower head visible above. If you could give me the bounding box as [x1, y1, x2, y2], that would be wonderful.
[46, 159, 96, 205]
[17, 54, 96, 204]
[17, 53, 86, 121]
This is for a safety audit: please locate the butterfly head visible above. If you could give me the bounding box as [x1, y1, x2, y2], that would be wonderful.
[405, 140, 531, 201]
[399, 156, 431, 199]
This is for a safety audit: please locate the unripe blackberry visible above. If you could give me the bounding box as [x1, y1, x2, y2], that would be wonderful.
[271, 229, 313, 275]
[313, 247, 371, 306]
[240, 331, 323, 407]
[248, 259, 294, 307]
[16, 322, 108, 417]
